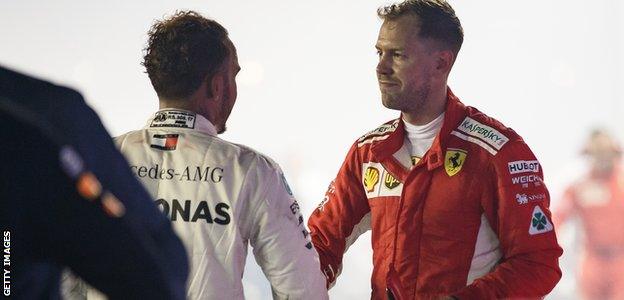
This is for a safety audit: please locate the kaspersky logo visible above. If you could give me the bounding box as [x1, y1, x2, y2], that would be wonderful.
[363, 167, 380, 193]
[457, 117, 509, 150]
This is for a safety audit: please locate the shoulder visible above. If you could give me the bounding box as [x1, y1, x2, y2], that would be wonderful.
[228, 142, 293, 196]
[113, 130, 140, 147]
[0, 66, 85, 107]
[456, 107, 544, 186]
[356, 118, 400, 147]
[452, 106, 526, 157]
[230, 142, 282, 173]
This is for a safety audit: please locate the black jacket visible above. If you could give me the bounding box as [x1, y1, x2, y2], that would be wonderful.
[0, 65, 188, 299]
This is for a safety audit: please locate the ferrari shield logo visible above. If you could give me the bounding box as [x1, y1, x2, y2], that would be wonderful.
[444, 148, 467, 177]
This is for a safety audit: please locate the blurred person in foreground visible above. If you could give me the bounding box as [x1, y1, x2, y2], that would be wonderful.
[115, 11, 328, 299]
[0, 66, 188, 299]
[554, 129, 624, 300]
[307, 1, 562, 299]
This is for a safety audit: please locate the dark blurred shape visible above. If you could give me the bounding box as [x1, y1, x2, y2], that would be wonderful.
[0, 65, 188, 299]
[554, 128, 624, 300]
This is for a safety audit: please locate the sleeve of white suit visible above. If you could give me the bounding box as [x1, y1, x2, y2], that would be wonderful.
[247, 157, 329, 300]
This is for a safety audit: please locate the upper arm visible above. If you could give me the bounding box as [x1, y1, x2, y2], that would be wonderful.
[307, 143, 371, 285]
[461, 140, 563, 298]
[490, 141, 559, 256]
[246, 157, 328, 298]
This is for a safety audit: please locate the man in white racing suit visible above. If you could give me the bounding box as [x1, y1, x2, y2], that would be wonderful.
[115, 11, 328, 300]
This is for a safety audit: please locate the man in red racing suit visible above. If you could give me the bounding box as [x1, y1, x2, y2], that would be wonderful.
[308, 1, 562, 298]
[554, 130, 624, 300]
[308, 90, 563, 299]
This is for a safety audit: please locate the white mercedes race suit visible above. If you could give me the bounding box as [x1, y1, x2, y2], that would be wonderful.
[115, 109, 328, 300]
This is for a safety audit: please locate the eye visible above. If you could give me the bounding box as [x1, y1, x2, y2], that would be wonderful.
[376, 49, 382, 57]
[392, 52, 403, 58]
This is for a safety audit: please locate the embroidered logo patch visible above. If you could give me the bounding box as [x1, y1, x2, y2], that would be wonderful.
[317, 180, 335, 211]
[151, 134, 179, 151]
[457, 117, 509, 150]
[508, 160, 540, 175]
[511, 174, 543, 188]
[529, 206, 553, 235]
[362, 163, 403, 198]
[357, 119, 399, 147]
[363, 167, 380, 193]
[450, 117, 509, 155]
[516, 193, 546, 205]
[384, 172, 401, 189]
[444, 148, 467, 177]
[150, 110, 196, 129]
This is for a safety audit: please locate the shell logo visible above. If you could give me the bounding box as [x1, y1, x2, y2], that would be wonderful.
[363, 167, 380, 193]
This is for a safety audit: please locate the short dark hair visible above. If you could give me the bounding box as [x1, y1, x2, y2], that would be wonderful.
[142, 11, 230, 100]
[378, 0, 463, 55]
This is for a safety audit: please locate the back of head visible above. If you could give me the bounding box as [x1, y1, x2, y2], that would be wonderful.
[143, 11, 229, 100]
[377, 0, 463, 56]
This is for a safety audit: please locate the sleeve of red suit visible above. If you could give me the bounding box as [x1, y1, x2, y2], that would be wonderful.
[453, 140, 563, 299]
[307, 143, 370, 287]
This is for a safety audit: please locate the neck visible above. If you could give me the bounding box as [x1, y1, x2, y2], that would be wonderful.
[158, 95, 221, 133]
[402, 86, 447, 126]
[159, 98, 193, 111]
[159, 96, 213, 120]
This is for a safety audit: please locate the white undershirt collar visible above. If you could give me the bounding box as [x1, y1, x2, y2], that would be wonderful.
[402, 113, 445, 159]
[403, 113, 445, 139]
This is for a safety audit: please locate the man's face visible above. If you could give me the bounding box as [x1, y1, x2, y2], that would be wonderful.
[215, 39, 240, 134]
[587, 134, 621, 176]
[375, 15, 437, 113]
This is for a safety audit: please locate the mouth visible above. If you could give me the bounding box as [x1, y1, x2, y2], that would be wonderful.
[378, 81, 399, 88]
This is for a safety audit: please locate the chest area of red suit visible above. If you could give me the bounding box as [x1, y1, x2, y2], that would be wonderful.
[360, 148, 488, 221]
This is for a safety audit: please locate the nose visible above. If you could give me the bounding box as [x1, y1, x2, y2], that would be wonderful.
[376, 54, 392, 76]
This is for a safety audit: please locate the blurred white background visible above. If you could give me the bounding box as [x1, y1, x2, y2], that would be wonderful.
[2, 0, 624, 298]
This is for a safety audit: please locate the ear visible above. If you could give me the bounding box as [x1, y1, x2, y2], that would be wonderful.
[209, 72, 224, 100]
[435, 50, 455, 75]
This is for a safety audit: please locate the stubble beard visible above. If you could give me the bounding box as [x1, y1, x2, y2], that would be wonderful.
[381, 83, 431, 114]
[216, 84, 235, 135]
[216, 100, 228, 134]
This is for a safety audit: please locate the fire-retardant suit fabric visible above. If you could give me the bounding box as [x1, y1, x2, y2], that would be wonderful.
[308, 90, 562, 299]
[116, 109, 328, 300]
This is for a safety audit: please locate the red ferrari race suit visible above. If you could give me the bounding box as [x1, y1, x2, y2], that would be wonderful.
[555, 167, 624, 299]
[308, 90, 563, 299]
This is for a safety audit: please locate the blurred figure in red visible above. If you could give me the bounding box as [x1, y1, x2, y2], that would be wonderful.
[554, 129, 624, 300]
